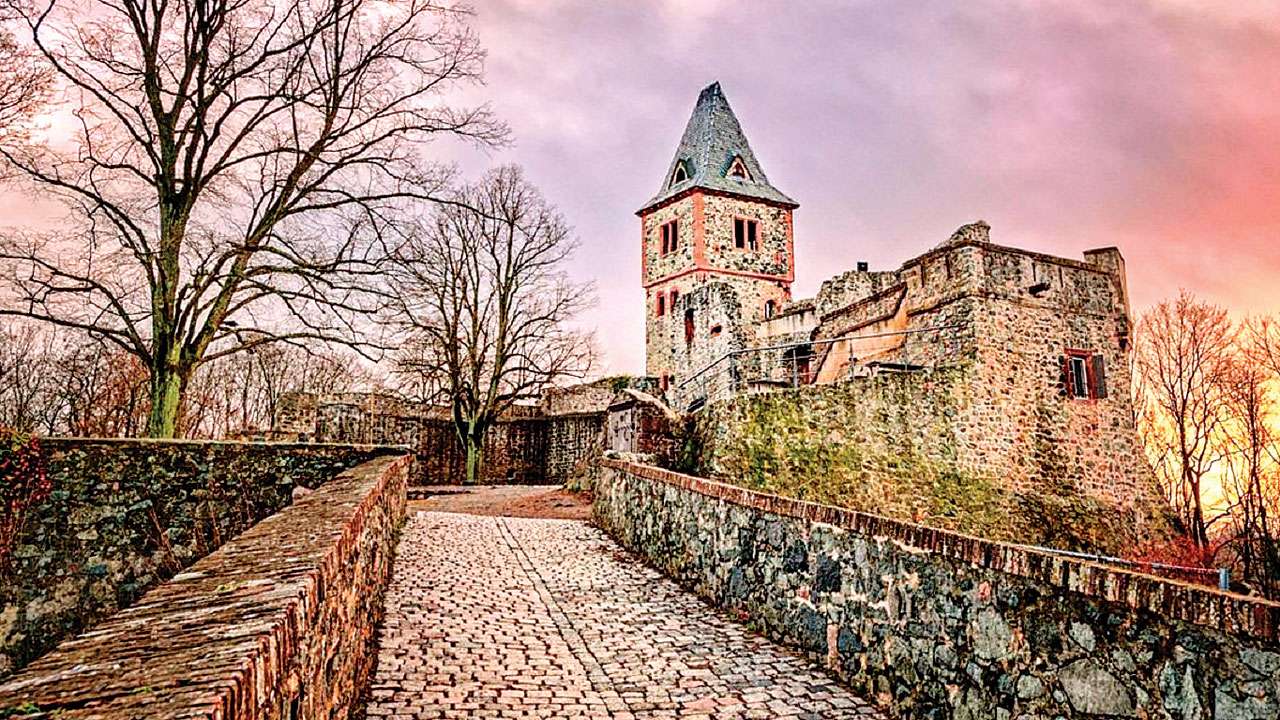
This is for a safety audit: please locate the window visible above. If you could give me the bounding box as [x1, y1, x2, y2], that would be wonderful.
[734, 218, 758, 250]
[656, 293, 665, 316]
[727, 156, 752, 181]
[764, 300, 776, 319]
[684, 308, 695, 344]
[660, 220, 679, 255]
[671, 161, 690, 186]
[669, 289, 679, 309]
[1062, 350, 1108, 400]
[710, 324, 722, 337]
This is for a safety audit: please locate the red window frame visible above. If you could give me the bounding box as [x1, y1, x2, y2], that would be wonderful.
[656, 293, 665, 316]
[1062, 349, 1107, 400]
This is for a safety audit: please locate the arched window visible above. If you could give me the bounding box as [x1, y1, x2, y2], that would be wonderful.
[727, 156, 752, 181]
[671, 161, 690, 186]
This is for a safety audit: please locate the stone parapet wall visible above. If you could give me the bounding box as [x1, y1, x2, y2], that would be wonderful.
[0, 439, 400, 677]
[0, 454, 410, 719]
[595, 460, 1280, 720]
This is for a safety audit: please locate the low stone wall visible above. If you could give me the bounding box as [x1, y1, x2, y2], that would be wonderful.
[0, 438, 401, 677]
[595, 460, 1280, 719]
[0, 454, 409, 719]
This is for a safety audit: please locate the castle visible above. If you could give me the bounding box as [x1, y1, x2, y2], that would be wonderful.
[642, 82, 1163, 526]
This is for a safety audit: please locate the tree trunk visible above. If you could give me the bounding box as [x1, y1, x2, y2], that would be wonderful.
[463, 433, 483, 485]
[146, 363, 184, 438]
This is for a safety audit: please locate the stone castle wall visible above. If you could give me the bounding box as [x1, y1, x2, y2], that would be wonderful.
[595, 460, 1280, 720]
[688, 368, 1168, 553]
[0, 439, 399, 678]
[272, 383, 619, 484]
[0, 454, 410, 719]
[669, 226, 1161, 528]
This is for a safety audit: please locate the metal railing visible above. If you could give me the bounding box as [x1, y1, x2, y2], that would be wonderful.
[674, 324, 966, 410]
[1011, 542, 1230, 591]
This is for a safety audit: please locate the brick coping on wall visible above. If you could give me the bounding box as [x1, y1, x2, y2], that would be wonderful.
[0, 454, 412, 718]
[601, 458, 1280, 641]
[41, 436, 409, 450]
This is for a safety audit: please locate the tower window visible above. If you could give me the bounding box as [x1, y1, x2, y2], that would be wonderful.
[656, 293, 665, 316]
[727, 156, 752, 181]
[670, 289, 679, 308]
[734, 218, 758, 250]
[684, 308, 695, 344]
[764, 300, 776, 319]
[671, 160, 690, 186]
[660, 220, 679, 255]
[1061, 350, 1108, 400]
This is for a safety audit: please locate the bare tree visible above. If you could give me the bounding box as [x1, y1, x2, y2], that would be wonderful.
[0, 0, 505, 437]
[0, 7, 50, 144]
[1216, 349, 1280, 597]
[389, 165, 594, 483]
[1134, 290, 1235, 547]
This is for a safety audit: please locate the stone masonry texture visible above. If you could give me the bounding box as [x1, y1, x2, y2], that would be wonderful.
[594, 460, 1280, 720]
[365, 510, 884, 719]
[268, 381, 625, 485]
[686, 367, 1169, 554]
[0, 438, 400, 678]
[0, 454, 410, 719]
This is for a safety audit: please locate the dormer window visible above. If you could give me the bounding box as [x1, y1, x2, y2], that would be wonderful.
[727, 156, 752, 181]
[670, 160, 690, 186]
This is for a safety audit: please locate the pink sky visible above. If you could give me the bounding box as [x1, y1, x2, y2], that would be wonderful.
[440, 0, 1280, 375]
[4, 1, 1278, 377]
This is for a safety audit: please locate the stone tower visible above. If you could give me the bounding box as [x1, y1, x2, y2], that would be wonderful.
[639, 82, 798, 389]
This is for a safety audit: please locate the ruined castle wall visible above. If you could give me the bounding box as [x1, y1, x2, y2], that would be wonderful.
[0, 439, 400, 677]
[767, 239, 1157, 523]
[691, 364, 1165, 553]
[0, 455, 410, 719]
[595, 460, 1279, 720]
[959, 243, 1155, 513]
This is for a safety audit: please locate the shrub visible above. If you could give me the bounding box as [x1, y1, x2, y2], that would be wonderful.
[0, 428, 50, 574]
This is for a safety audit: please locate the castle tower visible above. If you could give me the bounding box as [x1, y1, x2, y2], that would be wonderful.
[639, 82, 798, 389]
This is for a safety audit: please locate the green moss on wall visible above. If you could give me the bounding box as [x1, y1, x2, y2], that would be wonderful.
[683, 370, 1145, 553]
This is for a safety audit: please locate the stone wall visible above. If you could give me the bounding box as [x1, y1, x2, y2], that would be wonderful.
[595, 460, 1280, 720]
[0, 438, 398, 677]
[0, 454, 410, 719]
[273, 385, 621, 485]
[689, 369, 1168, 553]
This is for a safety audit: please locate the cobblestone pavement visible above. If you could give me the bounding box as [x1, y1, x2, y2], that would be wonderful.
[365, 511, 884, 719]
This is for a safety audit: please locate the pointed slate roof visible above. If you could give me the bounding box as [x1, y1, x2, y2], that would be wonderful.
[639, 82, 797, 214]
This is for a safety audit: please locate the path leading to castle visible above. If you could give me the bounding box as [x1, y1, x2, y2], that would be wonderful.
[364, 506, 885, 719]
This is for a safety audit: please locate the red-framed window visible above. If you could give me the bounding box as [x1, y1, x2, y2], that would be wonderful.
[733, 217, 758, 250]
[656, 293, 665, 316]
[1061, 350, 1108, 400]
[684, 308, 695, 344]
[660, 220, 679, 254]
[669, 289, 679, 309]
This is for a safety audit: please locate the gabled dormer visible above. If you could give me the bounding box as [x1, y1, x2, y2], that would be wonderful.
[725, 155, 752, 182]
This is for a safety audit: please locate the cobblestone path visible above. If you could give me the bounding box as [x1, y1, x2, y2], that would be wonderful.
[365, 511, 884, 719]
